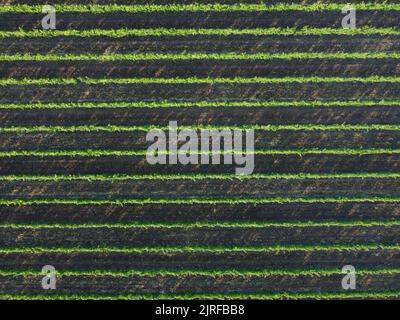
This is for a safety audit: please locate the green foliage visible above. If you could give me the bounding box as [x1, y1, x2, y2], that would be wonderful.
[1, 196, 400, 205]
[0, 100, 398, 109]
[1, 27, 399, 38]
[2, 52, 400, 61]
[1, 3, 400, 13]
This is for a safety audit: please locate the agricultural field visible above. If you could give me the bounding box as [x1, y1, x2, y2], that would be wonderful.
[1, 0, 400, 300]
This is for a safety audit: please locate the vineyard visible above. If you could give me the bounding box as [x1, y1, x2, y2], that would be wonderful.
[1, 0, 400, 299]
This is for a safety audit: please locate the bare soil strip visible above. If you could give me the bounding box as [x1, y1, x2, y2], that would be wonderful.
[1, 203, 400, 224]
[0, 11, 399, 30]
[2, 226, 400, 247]
[1, 83, 399, 103]
[1, 59, 400, 78]
[2, 274, 400, 295]
[2, 131, 400, 150]
[2, 35, 400, 54]
[1, 106, 400, 126]
[0, 154, 399, 174]
[2, 250, 400, 270]
[0, 178, 399, 199]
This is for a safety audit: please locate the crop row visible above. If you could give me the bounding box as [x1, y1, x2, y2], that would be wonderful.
[2, 244, 400, 253]
[0, 0, 395, 5]
[1, 197, 400, 205]
[4, 221, 400, 228]
[1, 27, 400, 38]
[3, 124, 400, 132]
[1, 3, 400, 13]
[0, 148, 400, 156]
[0, 100, 397, 109]
[1, 292, 400, 300]
[2, 172, 400, 180]
[4, 52, 400, 60]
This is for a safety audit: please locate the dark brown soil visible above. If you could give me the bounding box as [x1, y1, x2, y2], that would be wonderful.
[1, 4, 400, 299]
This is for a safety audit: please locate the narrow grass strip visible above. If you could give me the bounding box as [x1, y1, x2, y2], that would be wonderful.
[3, 52, 400, 61]
[0, 197, 400, 206]
[0, 78, 75, 85]
[2, 292, 400, 300]
[1, 76, 399, 86]
[2, 220, 400, 229]
[1, 244, 400, 253]
[2, 172, 400, 181]
[1, 267, 400, 277]
[3, 27, 400, 38]
[0, 100, 399, 109]
[83, 76, 400, 84]
[2, 124, 400, 133]
[0, 150, 142, 156]
[1, 3, 400, 13]
[2, 27, 400, 38]
[0, 148, 399, 157]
